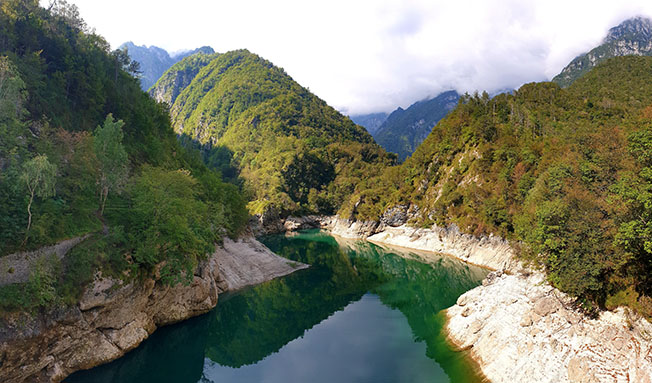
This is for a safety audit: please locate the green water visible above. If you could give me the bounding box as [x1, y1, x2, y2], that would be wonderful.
[67, 230, 488, 383]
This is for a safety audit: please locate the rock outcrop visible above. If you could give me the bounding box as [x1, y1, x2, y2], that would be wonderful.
[0, 237, 306, 383]
[322, 216, 515, 271]
[447, 271, 652, 383]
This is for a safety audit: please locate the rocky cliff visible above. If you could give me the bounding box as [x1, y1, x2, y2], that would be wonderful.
[447, 271, 652, 383]
[0, 237, 306, 383]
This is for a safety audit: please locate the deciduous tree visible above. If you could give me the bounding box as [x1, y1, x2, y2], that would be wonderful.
[20, 155, 56, 243]
[94, 114, 128, 216]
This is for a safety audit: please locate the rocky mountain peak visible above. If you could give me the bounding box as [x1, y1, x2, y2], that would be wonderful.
[552, 15, 652, 87]
[604, 16, 652, 43]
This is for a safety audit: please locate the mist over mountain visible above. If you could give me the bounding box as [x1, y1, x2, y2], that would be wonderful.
[553, 16, 652, 87]
[350, 113, 388, 136]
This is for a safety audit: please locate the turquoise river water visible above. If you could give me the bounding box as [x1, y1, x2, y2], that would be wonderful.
[67, 230, 488, 383]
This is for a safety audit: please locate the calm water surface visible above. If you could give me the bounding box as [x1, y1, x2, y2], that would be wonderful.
[67, 230, 488, 383]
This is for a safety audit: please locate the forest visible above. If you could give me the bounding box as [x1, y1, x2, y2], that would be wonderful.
[154, 49, 396, 217]
[345, 56, 652, 316]
[0, 0, 248, 311]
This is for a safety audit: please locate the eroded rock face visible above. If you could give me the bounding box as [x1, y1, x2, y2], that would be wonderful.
[0, 237, 305, 383]
[321, 216, 383, 239]
[365, 224, 517, 271]
[446, 272, 652, 383]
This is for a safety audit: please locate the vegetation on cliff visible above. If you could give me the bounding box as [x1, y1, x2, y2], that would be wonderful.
[347, 56, 652, 315]
[153, 50, 395, 217]
[0, 0, 248, 312]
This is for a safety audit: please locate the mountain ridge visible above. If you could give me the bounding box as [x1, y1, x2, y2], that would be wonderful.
[553, 16, 652, 87]
[373, 90, 460, 161]
[119, 42, 215, 91]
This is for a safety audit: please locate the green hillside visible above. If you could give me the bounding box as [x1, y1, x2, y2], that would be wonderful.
[348, 56, 652, 315]
[0, 0, 247, 311]
[149, 51, 220, 105]
[157, 50, 395, 216]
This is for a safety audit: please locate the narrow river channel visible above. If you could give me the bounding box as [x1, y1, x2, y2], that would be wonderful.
[67, 230, 488, 383]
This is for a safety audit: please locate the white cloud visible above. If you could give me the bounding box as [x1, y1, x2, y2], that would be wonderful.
[43, 0, 652, 114]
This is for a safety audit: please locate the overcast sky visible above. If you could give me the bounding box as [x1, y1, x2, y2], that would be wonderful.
[43, 0, 652, 114]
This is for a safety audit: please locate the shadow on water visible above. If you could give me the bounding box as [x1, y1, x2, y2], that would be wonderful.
[67, 230, 488, 383]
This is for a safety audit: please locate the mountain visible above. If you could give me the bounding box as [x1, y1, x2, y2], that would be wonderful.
[152, 49, 394, 217]
[350, 113, 388, 135]
[150, 51, 220, 105]
[553, 16, 652, 87]
[348, 56, 652, 314]
[119, 42, 215, 91]
[374, 91, 460, 162]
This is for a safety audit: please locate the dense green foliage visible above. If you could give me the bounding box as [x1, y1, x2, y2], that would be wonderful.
[0, 1, 248, 311]
[154, 50, 395, 216]
[374, 90, 459, 162]
[93, 114, 128, 215]
[348, 56, 652, 315]
[149, 51, 219, 105]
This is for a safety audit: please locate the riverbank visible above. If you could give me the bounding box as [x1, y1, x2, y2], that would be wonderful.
[320, 216, 516, 271]
[315, 215, 652, 383]
[0, 236, 306, 383]
[446, 270, 652, 383]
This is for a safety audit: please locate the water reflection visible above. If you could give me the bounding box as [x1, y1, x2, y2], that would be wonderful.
[67, 230, 487, 383]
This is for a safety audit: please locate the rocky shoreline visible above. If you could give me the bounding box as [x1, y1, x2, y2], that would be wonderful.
[0, 236, 306, 383]
[447, 271, 652, 383]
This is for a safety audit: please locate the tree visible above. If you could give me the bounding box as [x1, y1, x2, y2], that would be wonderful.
[128, 166, 213, 285]
[20, 155, 57, 243]
[94, 114, 128, 215]
[111, 48, 141, 84]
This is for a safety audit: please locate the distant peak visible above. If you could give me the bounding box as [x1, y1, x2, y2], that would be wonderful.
[605, 16, 652, 43]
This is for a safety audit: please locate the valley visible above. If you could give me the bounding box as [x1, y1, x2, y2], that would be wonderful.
[1, 1, 652, 382]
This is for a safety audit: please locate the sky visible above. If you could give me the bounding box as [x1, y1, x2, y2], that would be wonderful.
[42, 0, 652, 115]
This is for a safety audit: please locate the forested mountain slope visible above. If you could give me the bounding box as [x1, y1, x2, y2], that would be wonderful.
[154, 50, 395, 217]
[374, 90, 459, 161]
[553, 16, 652, 87]
[149, 51, 220, 105]
[348, 56, 652, 316]
[0, 0, 247, 311]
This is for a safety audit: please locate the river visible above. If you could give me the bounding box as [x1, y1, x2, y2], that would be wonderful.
[67, 230, 488, 383]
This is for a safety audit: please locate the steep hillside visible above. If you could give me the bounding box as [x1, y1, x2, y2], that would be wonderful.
[374, 91, 459, 161]
[553, 16, 652, 87]
[156, 50, 394, 216]
[149, 51, 220, 105]
[0, 1, 247, 311]
[350, 112, 388, 135]
[349, 56, 652, 316]
[120, 42, 214, 91]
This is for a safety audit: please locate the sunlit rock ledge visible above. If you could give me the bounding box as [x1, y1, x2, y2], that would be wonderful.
[446, 271, 652, 383]
[321, 216, 516, 271]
